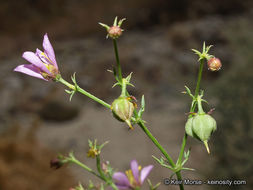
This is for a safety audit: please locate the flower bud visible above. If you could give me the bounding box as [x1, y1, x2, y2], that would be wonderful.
[111, 97, 134, 129]
[101, 161, 110, 174]
[108, 26, 122, 39]
[207, 57, 222, 71]
[87, 148, 100, 158]
[50, 158, 64, 169]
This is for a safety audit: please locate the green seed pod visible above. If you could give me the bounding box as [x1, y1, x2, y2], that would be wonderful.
[192, 114, 216, 141]
[192, 114, 217, 153]
[111, 97, 134, 129]
[185, 117, 194, 137]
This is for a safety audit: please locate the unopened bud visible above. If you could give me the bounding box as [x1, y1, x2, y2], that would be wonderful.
[101, 161, 110, 174]
[111, 97, 134, 129]
[108, 26, 123, 39]
[207, 57, 222, 71]
[87, 148, 100, 158]
[50, 158, 64, 169]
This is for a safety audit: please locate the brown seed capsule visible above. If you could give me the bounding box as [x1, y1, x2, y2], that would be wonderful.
[207, 57, 222, 71]
[108, 26, 122, 39]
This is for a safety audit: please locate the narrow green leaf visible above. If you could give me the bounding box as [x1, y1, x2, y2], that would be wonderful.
[113, 16, 118, 26]
[98, 23, 110, 30]
[118, 18, 126, 27]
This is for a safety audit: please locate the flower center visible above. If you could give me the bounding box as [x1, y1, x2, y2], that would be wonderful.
[125, 166, 142, 187]
[38, 52, 58, 79]
[39, 52, 54, 66]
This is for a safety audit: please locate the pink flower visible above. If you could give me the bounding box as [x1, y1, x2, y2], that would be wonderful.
[113, 160, 153, 189]
[14, 34, 59, 81]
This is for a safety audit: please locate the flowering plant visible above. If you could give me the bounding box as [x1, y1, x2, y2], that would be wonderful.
[14, 34, 60, 81]
[14, 17, 222, 190]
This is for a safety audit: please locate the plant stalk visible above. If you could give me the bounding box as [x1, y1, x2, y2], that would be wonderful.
[113, 39, 123, 83]
[138, 121, 184, 190]
[58, 77, 111, 109]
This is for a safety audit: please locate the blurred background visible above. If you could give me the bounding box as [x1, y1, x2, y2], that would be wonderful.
[0, 0, 253, 189]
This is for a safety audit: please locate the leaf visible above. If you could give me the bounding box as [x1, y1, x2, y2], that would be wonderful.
[191, 49, 201, 56]
[69, 91, 75, 101]
[126, 72, 133, 82]
[113, 16, 118, 26]
[65, 89, 72, 94]
[152, 155, 163, 164]
[88, 139, 93, 147]
[202, 41, 206, 53]
[184, 85, 192, 95]
[98, 22, 110, 30]
[141, 95, 145, 111]
[99, 141, 109, 150]
[71, 72, 76, 84]
[118, 18, 126, 27]
[148, 179, 161, 190]
[182, 167, 195, 171]
[112, 82, 121, 88]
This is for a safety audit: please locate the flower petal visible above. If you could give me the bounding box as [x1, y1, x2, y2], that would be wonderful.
[14, 64, 47, 81]
[113, 172, 130, 187]
[140, 165, 153, 184]
[36, 48, 53, 67]
[22, 51, 49, 73]
[130, 160, 139, 183]
[42, 33, 58, 69]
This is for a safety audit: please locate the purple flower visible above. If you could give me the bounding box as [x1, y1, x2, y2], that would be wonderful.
[113, 160, 153, 189]
[14, 33, 59, 81]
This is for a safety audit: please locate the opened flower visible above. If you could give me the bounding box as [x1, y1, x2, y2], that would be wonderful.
[113, 160, 153, 189]
[14, 33, 59, 81]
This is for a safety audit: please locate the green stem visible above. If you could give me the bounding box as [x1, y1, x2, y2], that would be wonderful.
[138, 121, 184, 190]
[96, 156, 118, 190]
[175, 172, 184, 190]
[197, 96, 205, 114]
[177, 59, 205, 177]
[112, 38, 185, 189]
[70, 158, 103, 180]
[58, 77, 111, 109]
[191, 59, 205, 112]
[71, 157, 118, 190]
[121, 79, 127, 97]
[96, 155, 106, 180]
[177, 133, 188, 165]
[113, 39, 123, 83]
[138, 121, 175, 167]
